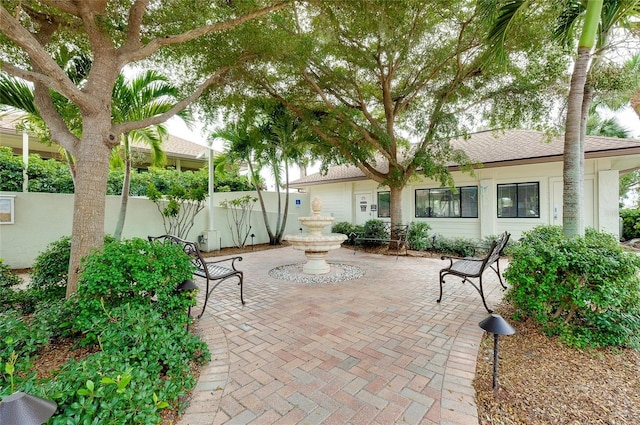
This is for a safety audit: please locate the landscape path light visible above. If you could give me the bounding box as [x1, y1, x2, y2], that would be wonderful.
[479, 314, 516, 390]
[176, 279, 198, 330]
[0, 391, 57, 425]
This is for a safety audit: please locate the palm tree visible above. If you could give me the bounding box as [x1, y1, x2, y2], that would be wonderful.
[0, 67, 191, 240]
[485, 0, 638, 237]
[213, 101, 315, 244]
[110, 71, 192, 240]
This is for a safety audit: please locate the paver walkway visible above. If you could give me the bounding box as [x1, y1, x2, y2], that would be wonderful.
[178, 246, 507, 425]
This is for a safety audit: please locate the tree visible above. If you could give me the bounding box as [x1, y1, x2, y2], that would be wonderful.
[111, 70, 192, 240]
[256, 101, 318, 244]
[0, 0, 287, 295]
[234, 0, 566, 229]
[484, 0, 640, 237]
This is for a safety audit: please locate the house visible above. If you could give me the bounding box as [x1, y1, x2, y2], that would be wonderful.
[0, 113, 212, 172]
[290, 130, 640, 241]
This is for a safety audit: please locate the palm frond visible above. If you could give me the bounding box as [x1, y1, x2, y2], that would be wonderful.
[0, 74, 37, 114]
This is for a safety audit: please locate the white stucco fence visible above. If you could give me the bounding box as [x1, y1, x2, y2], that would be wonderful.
[0, 191, 311, 269]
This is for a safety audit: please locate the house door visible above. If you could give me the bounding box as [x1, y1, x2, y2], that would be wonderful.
[355, 192, 373, 225]
[551, 178, 594, 227]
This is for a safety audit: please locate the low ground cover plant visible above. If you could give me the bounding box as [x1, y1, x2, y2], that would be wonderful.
[504, 225, 640, 348]
[0, 238, 209, 424]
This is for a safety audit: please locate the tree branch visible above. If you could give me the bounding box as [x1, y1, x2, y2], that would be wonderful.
[0, 6, 84, 103]
[32, 81, 81, 155]
[126, 0, 148, 47]
[39, 0, 81, 15]
[120, 1, 289, 62]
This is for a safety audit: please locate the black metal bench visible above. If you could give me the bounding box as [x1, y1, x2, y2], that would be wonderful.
[349, 223, 409, 258]
[437, 231, 510, 313]
[148, 234, 244, 318]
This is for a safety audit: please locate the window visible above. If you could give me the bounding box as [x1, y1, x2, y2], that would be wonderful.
[377, 191, 390, 218]
[415, 186, 478, 218]
[497, 182, 539, 218]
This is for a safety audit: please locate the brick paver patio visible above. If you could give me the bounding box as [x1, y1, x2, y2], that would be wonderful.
[178, 246, 506, 425]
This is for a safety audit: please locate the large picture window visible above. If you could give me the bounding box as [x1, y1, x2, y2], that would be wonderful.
[377, 191, 390, 218]
[497, 182, 540, 218]
[415, 186, 478, 218]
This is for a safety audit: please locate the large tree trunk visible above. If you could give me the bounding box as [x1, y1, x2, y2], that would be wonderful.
[563, 46, 592, 238]
[66, 126, 113, 296]
[388, 185, 404, 250]
[389, 185, 403, 226]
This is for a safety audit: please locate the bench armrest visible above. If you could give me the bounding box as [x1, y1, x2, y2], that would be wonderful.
[203, 256, 243, 271]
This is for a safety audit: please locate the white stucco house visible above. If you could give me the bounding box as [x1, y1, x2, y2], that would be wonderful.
[290, 130, 640, 241]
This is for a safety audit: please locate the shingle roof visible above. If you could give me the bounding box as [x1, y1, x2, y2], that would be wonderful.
[131, 134, 214, 159]
[291, 129, 640, 186]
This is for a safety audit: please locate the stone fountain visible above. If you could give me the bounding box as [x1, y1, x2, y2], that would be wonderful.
[284, 197, 347, 275]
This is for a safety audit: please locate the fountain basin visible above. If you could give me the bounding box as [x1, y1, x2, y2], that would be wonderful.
[284, 233, 347, 274]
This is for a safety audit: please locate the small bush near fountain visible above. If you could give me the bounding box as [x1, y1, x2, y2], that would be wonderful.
[332, 222, 362, 239]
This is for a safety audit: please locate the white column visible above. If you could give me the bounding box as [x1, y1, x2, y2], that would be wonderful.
[597, 170, 620, 238]
[479, 179, 495, 238]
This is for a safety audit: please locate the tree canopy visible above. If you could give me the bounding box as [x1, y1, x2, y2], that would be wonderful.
[0, 0, 287, 294]
[214, 0, 568, 226]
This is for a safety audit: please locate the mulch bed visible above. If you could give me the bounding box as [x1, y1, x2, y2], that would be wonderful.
[474, 304, 640, 424]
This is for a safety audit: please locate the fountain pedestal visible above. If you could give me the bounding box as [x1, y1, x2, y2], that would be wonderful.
[284, 197, 347, 275]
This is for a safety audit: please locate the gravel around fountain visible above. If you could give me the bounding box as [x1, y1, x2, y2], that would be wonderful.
[268, 262, 364, 284]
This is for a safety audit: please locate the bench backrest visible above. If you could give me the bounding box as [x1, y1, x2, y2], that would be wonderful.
[148, 234, 205, 272]
[390, 224, 409, 242]
[483, 231, 510, 267]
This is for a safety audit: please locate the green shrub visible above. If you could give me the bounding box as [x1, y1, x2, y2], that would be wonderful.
[29, 235, 116, 302]
[0, 260, 23, 313]
[0, 239, 209, 423]
[0, 146, 24, 191]
[74, 238, 195, 338]
[360, 219, 388, 247]
[0, 259, 22, 289]
[431, 235, 476, 257]
[407, 221, 432, 251]
[504, 225, 640, 348]
[27, 154, 74, 193]
[620, 208, 640, 240]
[332, 221, 357, 236]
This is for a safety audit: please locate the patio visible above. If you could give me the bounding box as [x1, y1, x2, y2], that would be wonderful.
[179, 246, 507, 425]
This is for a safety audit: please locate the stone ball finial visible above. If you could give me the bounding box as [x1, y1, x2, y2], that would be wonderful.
[311, 196, 322, 216]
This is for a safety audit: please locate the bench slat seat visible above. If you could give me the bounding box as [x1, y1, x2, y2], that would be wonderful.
[448, 258, 484, 276]
[438, 231, 510, 313]
[148, 234, 244, 318]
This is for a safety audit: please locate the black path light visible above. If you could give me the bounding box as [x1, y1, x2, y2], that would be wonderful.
[250, 233, 255, 250]
[0, 391, 57, 425]
[176, 279, 198, 330]
[479, 314, 516, 390]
